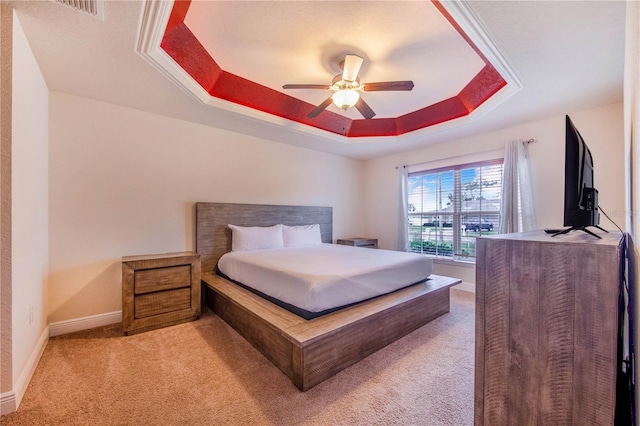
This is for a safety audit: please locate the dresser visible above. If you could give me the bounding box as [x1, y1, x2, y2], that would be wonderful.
[122, 251, 201, 335]
[475, 230, 624, 425]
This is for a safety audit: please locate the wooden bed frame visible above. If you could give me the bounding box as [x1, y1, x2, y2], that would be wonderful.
[196, 202, 461, 390]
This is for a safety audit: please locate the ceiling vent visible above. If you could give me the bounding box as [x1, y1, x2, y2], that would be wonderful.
[53, 0, 104, 20]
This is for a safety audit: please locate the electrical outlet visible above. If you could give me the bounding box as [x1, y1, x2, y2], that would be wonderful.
[28, 307, 33, 325]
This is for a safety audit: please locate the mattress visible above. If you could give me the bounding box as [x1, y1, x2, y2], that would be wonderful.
[217, 243, 433, 314]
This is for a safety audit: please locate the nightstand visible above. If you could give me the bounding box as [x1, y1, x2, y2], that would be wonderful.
[336, 238, 378, 249]
[122, 251, 201, 335]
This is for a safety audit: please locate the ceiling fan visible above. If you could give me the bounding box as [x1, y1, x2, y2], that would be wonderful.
[282, 54, 414, 120]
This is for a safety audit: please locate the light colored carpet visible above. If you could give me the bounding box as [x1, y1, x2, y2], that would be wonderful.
[1, 288, 475, 425]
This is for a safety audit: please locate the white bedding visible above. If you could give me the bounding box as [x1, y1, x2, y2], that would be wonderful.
[217, 243, 433, 313]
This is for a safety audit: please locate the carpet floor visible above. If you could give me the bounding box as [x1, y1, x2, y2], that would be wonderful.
[1, 288, 475, 425]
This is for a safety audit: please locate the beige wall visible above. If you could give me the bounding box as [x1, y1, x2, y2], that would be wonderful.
[48, 92, 365, 323]
[0, 2, 13, 398]
[363, 102, 625, 285]
[11, 7, 49, 386]
[46, 98, 626, 321]
[0, 9, 49, 412]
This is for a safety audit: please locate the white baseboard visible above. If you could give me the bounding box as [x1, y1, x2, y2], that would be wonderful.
[49, 310, 122, 337]
[0, 325, 49, 415]
[0, 391, 16, 416]
[452, 281, 475, 293]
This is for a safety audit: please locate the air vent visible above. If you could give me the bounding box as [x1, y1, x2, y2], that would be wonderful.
[53, 0, 104, 20]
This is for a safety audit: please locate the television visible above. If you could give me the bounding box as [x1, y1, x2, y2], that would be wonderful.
[553, 115, 606, 239]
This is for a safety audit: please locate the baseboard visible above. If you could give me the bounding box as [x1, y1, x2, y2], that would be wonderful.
[1, 325, 49, 415]
[49, 310, 122, 337]
[452, 281, 475, 293]
[0, 391, 16, 416]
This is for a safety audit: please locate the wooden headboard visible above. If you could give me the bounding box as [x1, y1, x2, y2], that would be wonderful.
[195, 202, 333, 274]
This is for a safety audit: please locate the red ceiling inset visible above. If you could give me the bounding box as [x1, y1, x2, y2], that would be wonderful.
[161, 0, 507, 138]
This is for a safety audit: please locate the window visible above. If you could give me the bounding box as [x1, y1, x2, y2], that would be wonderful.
[408, 159, 503, 261]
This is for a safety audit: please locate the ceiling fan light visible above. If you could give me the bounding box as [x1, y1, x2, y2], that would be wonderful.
[332, 89, 360, 110]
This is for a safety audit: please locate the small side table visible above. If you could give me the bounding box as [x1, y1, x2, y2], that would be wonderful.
[122, 251, 201, 335]
[336, 238, 378, 249]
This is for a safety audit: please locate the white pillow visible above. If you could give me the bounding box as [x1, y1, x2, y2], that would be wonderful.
[228, 224, 284, 251]
[282, 224, 322, 247]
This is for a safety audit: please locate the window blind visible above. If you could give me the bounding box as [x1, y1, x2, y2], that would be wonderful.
[407, 159, 503, 261]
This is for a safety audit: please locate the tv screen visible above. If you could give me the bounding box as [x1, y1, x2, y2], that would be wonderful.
[563, 115, 599, 228]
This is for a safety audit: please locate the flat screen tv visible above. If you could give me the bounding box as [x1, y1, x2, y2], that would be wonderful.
[553, 115, 605, 239]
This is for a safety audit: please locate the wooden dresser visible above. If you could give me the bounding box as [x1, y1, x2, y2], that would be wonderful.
[122, 251, 201, 335]
[475, 230, 624, 425]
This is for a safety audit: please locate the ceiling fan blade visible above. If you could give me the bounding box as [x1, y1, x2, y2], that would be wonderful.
[342, 54, 364, 82]
[363, 81, 414, 91]
[355, 97, 376, 120]
[283, 84, 331, 90]
[307, 96, 334, 118]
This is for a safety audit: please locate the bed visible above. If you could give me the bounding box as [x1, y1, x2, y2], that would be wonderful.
[196, 202, 461, 390]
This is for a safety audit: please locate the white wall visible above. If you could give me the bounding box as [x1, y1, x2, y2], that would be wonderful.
[0, 2, 14, 401]
[10, 10, 48, 407]
[363, 103, 625, 285]
[623, 0, 640, 416]
[48, 92, 365, 323]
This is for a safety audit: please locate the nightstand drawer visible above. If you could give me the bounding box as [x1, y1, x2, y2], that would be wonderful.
[134, 265, 191, 294]
[135, 287, 191, 319]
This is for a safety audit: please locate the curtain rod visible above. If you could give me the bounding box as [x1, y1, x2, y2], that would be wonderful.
[395, 138, 536, 169]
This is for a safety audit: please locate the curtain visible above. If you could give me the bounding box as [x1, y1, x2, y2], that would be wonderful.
[396, 165, 409, 251]
[499, 140, 537, 233]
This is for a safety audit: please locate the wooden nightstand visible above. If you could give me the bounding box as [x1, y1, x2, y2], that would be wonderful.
[336, 238, 378, 249]
[122, 251, 201, 335]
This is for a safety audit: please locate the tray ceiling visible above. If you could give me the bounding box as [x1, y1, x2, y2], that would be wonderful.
[138, 0, 522, 141]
